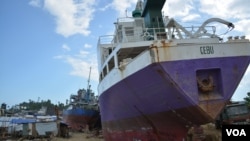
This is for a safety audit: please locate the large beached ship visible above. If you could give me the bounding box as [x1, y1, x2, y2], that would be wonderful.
[97, 0, 250, 140]
[62, 68, 99, 131]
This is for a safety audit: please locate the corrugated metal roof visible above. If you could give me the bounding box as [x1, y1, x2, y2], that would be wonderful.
[0, 116, 18, 127]
[11, 118, 36, 124]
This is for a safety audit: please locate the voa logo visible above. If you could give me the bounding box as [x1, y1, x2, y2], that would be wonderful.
[226, 129, 246, 136]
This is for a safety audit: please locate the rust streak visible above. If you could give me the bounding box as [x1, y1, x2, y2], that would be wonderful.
[150, 44, 160, 62]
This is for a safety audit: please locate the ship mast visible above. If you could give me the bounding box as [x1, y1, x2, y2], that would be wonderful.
[86, 67, 92, 102]
[87, 67, 92, 91]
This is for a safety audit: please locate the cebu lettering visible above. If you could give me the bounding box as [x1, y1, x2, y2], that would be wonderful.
[200, 46, 214, 54]
[226, 129, 246, 136]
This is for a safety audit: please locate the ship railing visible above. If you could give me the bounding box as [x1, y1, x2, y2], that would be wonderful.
[98, 17, 235, 47]
[141, 27, 167, 41]
[163, 17, 235, 40]
[165, 25, 219, 39]
[116, 17, 135, 23]
[100, 26, 221, 45]
[111, 25, 226, 44]
[111, 27, 168, 43]
[98, 35, 115, 45]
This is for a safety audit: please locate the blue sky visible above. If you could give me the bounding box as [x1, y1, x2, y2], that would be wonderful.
[1, 0, 249, 107]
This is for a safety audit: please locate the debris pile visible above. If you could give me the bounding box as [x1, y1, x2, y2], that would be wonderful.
[187, 123, 221, 141]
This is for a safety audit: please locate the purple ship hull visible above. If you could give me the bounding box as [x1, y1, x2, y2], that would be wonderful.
[99, 56, 250, 140]
[97, 1, 250, 140]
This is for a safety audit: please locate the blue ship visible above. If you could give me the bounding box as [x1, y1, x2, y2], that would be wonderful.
[62, 68, 99, 131]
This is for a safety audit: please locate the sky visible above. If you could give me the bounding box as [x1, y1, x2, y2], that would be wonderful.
[0, 0, 250, 108]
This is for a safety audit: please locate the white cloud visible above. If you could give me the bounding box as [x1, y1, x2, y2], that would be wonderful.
[84, 43, 92, 48]
[53, 55, 63, 59]
[182, 14, 200, 22]
[199, 0, 229, 18]
[162, 0, 250, 27]
[196, 0, 250, 39]
[78, 50, 89, 57]
[233, 65, 250, 100]
[54, 48, 98, 82]
[65, 54, 99, 82]
[100, 0, 137, 17]
[162, 0, 195, 20]
[62, 44, 71, 51]
[29, 0, 42, 7]
[199, 0, 250, 20]
[43, 0, 96, 37]
[162, 0, 250, 38]
[99, 3, 112, 12]
[234, 19, 250, 39]
[113, 0, 137, 16]
[242, 66, 250, 87]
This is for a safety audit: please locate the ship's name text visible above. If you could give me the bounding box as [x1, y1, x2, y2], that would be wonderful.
[226, 129, 246, 136]
[200, 46, 214, 54]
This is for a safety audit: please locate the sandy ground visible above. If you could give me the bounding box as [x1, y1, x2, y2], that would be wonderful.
[51, 123, 220, 141]
[1, 132, 103, 141]
[51, 132, 104, 141]
[2, 123, 221, 141]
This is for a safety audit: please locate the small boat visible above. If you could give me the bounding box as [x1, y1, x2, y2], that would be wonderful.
[62, 68, 99, 131]
[96, 0, 250, 140]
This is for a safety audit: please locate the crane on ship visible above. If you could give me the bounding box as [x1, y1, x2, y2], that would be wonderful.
[85, 67, 92, 103]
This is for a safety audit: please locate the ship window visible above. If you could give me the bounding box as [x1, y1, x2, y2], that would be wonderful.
[117, 30, 123, 43]
[109, 48, 112, 54]
[158, 17, 162, 22]
[99, 73, 103, 81]
[125, 27, 134, 36]
[135, 19, 143, 26]
[152, 18, 155, 22]
[108, 56, 115, 71]
[103, 66, 107, 77]
[118, 25, 122, 29]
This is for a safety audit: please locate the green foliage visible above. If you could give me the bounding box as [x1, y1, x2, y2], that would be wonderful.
[244, 92, 250, 107]
[8, 99, 66, 115]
